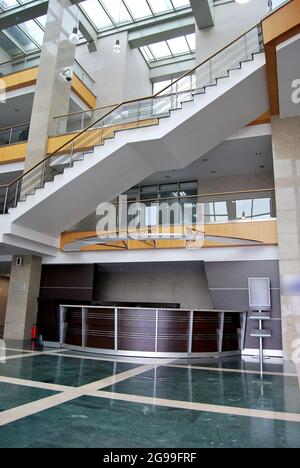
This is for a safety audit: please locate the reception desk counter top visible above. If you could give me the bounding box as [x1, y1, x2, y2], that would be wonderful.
[56, 305, 247, 358]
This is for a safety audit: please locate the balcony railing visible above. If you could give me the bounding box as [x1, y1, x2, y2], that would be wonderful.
[0, 123, 30, 147]
[0, 52, 95, 93]
[68, 188, 276, 235]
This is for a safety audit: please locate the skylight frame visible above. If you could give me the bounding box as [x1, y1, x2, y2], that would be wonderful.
[0, 0, 46, 56]
[79, 0, 191, 33]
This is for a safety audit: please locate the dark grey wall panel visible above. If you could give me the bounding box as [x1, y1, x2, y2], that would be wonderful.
[204, 260, 282, 351]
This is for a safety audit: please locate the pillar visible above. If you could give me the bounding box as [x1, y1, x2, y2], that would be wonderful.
[271, 115, 300, 362]
[4, 256, 42, 341]
[24, 0, 78, 172]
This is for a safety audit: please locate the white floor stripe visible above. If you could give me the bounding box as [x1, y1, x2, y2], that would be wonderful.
[166, 364, 297, 378]
[91, 390, 300, 423]
[0, 363, 159, 427]
[0, 375, 71, 392]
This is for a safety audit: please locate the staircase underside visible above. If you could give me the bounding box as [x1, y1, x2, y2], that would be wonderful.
[0, 54, 269, 256]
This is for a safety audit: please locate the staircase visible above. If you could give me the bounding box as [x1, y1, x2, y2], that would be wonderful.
[0, 25, 269, 254]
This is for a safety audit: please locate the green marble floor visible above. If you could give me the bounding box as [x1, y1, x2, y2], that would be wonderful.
[0, 395, 299, 448]
[0, 382, 58, 412]
[0, 345, 299, 448]
[103, 365, 300, 414]
[0, 354, 138, 387]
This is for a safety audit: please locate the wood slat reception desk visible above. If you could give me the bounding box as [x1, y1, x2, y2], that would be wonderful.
[57, 306, 247, 358]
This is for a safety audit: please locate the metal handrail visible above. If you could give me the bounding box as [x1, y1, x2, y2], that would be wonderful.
[108, 188, 276, 206]
[0, 21, 264, 214]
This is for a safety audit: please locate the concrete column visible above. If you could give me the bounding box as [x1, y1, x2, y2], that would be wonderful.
[24, 0, 78, 172]
[4, 256, 42, 341]
[76, 31, 152, 107]
[271, 115, 300, 362]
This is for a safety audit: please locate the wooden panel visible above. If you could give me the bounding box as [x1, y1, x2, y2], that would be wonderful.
[247, 112, 271, 126]
[61, 219, 278, 252]
[85, 308, 115, 349]
[72, 74, 97, 109]
[157, 309, 189, 353]
[65, 307, 82, 346]
[192, 311, 219, 353]
[204, 220, 278, 246]
[0, 142, 27, 164]
[222, 313, 240, 352]
[1, 67, 38, 91]
[262, 0, 300, 44]
[118, 308, 156, 352]
[262, 0, 300, 115]
[40, 264, 95, 302]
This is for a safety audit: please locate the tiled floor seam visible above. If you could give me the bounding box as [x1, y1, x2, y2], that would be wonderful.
[0, 363, 160, 427]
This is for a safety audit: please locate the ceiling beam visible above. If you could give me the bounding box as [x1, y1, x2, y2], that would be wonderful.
[190, 0, 215, 30]
[0, 0, 48, 29]
[128, 15, 195, 49]
[0, 0, 97, 51]
[150, 55, 196, 82]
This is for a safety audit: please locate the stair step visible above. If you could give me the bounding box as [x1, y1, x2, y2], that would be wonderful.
[248, 312, 271, 320]
[250, 329, 272, 338]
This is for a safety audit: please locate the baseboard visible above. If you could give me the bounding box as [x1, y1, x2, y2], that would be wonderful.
[242, 348, 283, 357]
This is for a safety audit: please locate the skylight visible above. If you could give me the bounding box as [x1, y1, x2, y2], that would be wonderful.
[0, 1, 46, 55]
[80, 0, 191, 32]
[141, 33, 196, 64]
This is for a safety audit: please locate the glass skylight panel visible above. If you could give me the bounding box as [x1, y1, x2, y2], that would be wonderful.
[0, 0, 19, 10]
[171, 0, 190, 8]
[19, 19, 44, 46]
[101, 0, 132, 25]
[148, 41, 171, 60]
[147, 0, 173, 14]
[124, 0, 152, 20]
[81, 0, 113, 30]
[167, 36, 190, 55]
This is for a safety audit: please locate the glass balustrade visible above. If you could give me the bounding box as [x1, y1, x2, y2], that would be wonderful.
[0, 123, 30, 147]
[0, 53, 95, 92]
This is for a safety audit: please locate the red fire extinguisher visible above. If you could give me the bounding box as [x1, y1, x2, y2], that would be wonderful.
[31, 324, 38, 341]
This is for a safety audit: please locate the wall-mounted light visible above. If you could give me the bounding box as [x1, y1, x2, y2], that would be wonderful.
[69, 27, 80, 45]
[113, 39, 121, 54]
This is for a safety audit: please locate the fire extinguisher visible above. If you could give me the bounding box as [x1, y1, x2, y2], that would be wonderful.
[31, 324, 38, 342]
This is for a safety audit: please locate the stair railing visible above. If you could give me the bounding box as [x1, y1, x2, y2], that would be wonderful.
[0, 23, 264, 215]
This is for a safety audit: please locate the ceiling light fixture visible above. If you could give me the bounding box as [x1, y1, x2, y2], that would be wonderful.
[235, 0, 250, 4]
[113, 0, 122, 55]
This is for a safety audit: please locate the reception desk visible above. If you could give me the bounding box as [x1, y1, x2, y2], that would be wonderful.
[58, 305, 247, 358]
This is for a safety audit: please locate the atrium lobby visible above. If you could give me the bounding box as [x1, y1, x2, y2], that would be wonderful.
[0, 0, 300, 451]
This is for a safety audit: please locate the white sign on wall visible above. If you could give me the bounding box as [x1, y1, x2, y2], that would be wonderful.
[248, 277, 271, 310]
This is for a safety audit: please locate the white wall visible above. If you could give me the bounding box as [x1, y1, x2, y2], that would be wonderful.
[76, 32, 152, 106]
[94, 262, 213, 309]
[198, 171, 274, 194]
[196, 0, 269, 63]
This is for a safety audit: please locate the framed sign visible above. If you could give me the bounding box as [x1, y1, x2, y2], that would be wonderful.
[248, 277, 271, 310]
